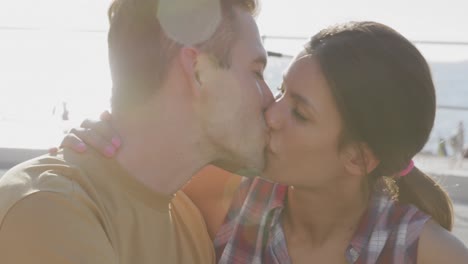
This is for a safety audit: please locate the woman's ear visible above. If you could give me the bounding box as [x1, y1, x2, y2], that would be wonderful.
[341, 142, 380, 177]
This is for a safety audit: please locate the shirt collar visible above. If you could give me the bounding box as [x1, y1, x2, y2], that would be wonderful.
[267, 180, 396, 264]
[347, 187, 395, 262]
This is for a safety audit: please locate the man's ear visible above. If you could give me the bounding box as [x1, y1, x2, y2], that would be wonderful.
[341, 142, 380, 177]
[179, 46, 202, 91]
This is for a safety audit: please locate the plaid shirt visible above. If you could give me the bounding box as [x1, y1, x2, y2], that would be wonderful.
[214, 178, 430, 264]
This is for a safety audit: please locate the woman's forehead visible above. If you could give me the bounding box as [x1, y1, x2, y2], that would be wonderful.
[284, 53, 318, 83]
[284, 54, 335, 109]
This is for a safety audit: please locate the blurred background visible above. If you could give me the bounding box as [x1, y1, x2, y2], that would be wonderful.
[0, 0, 467, 243]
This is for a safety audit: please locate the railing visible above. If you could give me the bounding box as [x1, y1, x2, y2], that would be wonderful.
[262, 35, 468, 46]
[438, 105, 468, 111]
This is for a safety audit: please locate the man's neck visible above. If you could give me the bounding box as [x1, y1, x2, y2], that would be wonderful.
[112, 111, 213, 196]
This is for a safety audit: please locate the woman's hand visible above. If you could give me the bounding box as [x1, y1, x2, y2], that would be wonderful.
[50, 111, 121, 158]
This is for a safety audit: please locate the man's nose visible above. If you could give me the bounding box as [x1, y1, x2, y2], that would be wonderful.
[261, 83, 275, 110]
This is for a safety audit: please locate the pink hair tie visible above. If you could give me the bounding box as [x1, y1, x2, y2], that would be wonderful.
[398, 160, 415, 177]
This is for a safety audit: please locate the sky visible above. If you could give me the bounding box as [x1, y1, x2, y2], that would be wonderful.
[1, 0, 467, 60]
[256, 0, 468, 61]
[257, 0, 468, 41]
[0, 0, 467, 149]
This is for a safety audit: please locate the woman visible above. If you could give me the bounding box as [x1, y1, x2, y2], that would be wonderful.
[59, 21, 468, 263]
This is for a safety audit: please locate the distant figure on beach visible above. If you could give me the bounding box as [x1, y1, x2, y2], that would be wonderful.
[450, 121, 465, 167]
[53, 101, 71, 133]
[61, 102, 69, 121]
[438, 137, 448, 157]
[52, 101, 70, 121]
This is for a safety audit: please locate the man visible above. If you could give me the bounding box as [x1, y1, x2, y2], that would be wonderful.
[0, 0, 273, 263]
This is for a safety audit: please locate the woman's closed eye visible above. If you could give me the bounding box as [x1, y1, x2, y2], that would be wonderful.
[292, 108, 307, 122]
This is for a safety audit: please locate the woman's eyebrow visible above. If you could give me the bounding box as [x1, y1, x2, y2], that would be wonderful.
[290, 91, 318, 114]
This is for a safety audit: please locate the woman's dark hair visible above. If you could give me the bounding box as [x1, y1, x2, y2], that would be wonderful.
[306, 21, 453, 230]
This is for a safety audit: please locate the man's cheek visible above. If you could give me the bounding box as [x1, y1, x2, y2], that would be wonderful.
[254, 81, 262, 96]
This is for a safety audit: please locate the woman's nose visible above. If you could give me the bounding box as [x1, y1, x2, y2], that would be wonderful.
[265, 100, 284, 131]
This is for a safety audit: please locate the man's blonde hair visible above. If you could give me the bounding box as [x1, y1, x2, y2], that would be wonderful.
[108, 0, 259, 111]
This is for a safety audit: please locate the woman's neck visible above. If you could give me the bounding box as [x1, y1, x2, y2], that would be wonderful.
[282, 180, 369, 246]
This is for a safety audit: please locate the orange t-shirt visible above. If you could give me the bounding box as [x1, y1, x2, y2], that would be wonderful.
[0, 149, 215, 264]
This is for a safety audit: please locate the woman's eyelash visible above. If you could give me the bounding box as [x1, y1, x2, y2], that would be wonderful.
[277, 84, 285, 93]
[293, 109, 307, 121]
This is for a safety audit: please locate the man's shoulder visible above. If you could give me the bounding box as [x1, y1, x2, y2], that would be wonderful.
[0, 153, 88, 221]
[1, 152, 81, 190]
[0, 178, 119, 263]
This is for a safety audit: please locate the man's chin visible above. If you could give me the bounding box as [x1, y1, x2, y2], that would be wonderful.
[209, 159, 258, 177]
[232, 168, 260, 178]
[236, 155, 266, 177]
[210, 148, 266, 177]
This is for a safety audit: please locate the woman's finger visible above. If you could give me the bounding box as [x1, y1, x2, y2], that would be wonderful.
[65, 128, 116, 157]
[100, 110, 112, 121]
[80, 116, 121, 149]
[60, 132, 88, 153]
[48, 147, 59, 156]
[80, 118, 99, 129]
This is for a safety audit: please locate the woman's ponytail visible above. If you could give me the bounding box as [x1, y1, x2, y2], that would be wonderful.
[397, 166, 454, 230]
